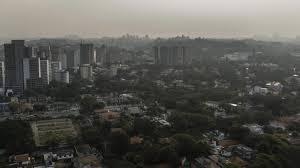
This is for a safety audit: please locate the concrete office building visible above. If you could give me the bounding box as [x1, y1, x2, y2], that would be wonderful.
[40, 59, 50, 86]
[26, 57, 44, 89]
[59, 53, 67, 69]
[74, 49, 80, 67]
[0, 62, 5, 95]
[51, 61, 62, 82]
[80, 43, 94, 65]
[96, 45, 107, 64]
[50, 46, 62, 62]
[80, 64, 93, 81]
[154, 46, 187, 65]
[4, 40, 31, 95]
[54, 70, 70, 84]
[66, 49, 75, 68]
[23, 58, 30, 89]
[37, 45, 52, 60]
[29, 57, 41, 79]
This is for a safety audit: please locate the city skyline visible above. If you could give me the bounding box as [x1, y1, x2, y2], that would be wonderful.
[1, 0, 300, 39]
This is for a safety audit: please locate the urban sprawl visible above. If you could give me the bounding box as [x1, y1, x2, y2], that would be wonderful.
[0, 35, 299, 168]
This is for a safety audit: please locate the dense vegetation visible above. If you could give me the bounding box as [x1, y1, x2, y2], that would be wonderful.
[0, 120, 35, 154]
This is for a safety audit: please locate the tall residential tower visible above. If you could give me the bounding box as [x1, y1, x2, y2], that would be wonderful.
[4, 40, 31, 95]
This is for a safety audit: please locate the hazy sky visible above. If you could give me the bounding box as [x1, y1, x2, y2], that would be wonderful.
[1, 0, 300, 38]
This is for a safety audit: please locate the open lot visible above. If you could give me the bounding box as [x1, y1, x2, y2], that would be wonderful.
[31, 118, 77, 146]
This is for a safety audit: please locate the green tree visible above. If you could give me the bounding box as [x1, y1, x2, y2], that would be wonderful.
[80, 96, 97, 114]
[133, 118, 156, 136]
[225, 163, 241, 168]
[172, 134, 210, 160]
[82, 127, 103, 147]
[250, 153, 284, 168]
[228, 126, 250, 141]
[110, 131, 130, 155]
[143, 144, 161, 164]
[158, 146, 180, 167]
[169, 112, 215, 132]
[0, 120, 35, 154]
[8, 102, 19, 113]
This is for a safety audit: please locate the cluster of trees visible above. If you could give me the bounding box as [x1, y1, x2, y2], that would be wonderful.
[0, 120, 35, 154]
[94, 75, 133, 93]
[169, 112, 215, 135]
[221, 121, 300, 168]
[240, 110, 273, 125]
[46, 81, 81, 101]
[125, 134, 210, 167]
[253, 68, 288, 83]
[24, 80, 81, 102]
[250, 134, 300, 168]
[81, 120, 111, 149]
[80, 96, 105, 114]
[80, 115, 212, 167]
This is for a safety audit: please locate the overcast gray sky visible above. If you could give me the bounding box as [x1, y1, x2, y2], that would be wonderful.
[1, 0, 300, 38]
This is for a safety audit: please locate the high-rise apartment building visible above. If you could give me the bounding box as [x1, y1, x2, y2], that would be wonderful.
[54, 70, 70, 84]
[66, 49, 75, 68]
[26, 57, 45, 89]
[80, 43, 94, 65]
[50, 45, 62, 61]
[51, 61, 62, 82]
[29, 57, 41, 79]
[74, 49, 80, 67]
[0, 61, 5, 95]
[96, 45, 107, 64]
[23, 58, 30, 89]
[59, 53, 67, 69]
[4, 40, 31, 95]
[40, 59, 50, 86]
[153, 46, 187, 66]
[80, 64, 93, 81]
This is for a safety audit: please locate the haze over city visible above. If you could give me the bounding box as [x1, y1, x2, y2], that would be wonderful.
[1, 1, 300, 168]
[1, 0, 300, 38]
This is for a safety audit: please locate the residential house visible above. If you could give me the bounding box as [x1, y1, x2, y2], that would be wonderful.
[232, 145, 255, 161]
[9, 154, 31, 168]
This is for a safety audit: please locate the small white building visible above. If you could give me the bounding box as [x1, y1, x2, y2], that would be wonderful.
[223, 52, 251, 61]
[250, 86, 268, 95]
[243, 124, 264, 135]
[266, 82, 283, 95]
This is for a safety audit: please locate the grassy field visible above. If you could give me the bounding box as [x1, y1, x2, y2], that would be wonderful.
[31, 118, 77, 146]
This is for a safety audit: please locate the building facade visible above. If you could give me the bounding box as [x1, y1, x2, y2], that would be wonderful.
[4, 40, 31, 95]
[40, 59, 50, 86]
[96, 45, 107, 64]
[54, 70, 70, 84]
[153, 46, 187, 65]
[51, 61, 62, 82]
[0, 62, 5, 95]
[80, 64, 93, 81]
[80, 43, 94, 65]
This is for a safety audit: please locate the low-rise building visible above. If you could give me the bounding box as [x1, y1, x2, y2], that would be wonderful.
[130, 136, 144, 145]
[43, 149, 74, 167]
[232, 145, 255, 161]
[243, 124, 264, 135]
[95, 109, 120, 123]
[73, 155, 102, 168]
[250, 86, 268, 95]
[266, 81, 283, 95]
[9, 154, 32, 168]
[74, 145, 102, 168]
